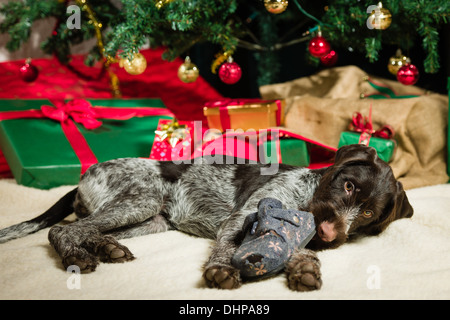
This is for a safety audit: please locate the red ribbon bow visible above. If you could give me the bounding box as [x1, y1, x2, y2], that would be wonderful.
[41, 99, 103, 130]
[348, 105, 394, 146]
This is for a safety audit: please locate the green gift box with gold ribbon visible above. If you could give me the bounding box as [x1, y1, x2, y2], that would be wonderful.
[0, 98, 173, 189]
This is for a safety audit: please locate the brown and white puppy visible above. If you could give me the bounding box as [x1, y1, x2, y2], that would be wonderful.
[0, 144, 413, 291]
[308, 144, 413, 250]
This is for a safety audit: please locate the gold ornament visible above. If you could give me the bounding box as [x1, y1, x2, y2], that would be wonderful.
[119, 53, 147, 75]
[264, 0, 288, 14]
[177, 56, 199, 83]
[387, 49, 411, 75]
[155, 119, 187, 147]
[368, 2, 392, 30]
[155, 0, 172, 9]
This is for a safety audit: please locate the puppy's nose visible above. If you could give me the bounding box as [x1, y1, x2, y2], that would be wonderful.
[318, 221, 337, 242]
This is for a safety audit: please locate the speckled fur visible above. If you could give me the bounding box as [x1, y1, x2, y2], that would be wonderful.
[51, 156, 324, 288]
[0, 145, 414, 291]
[70, 158, 321, 239]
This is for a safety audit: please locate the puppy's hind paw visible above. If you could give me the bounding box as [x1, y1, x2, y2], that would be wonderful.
[203, 265, 242, 290]
[98, 236, 135, 263]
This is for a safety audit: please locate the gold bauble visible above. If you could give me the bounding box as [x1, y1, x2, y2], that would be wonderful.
[264, 0, 288, 14]
[178, 56, 199, 83]
[387, 49, 411, 75]
[368, 2, 392, 30]
[119, 53, 147, 75]
[155, 0, 172, 9]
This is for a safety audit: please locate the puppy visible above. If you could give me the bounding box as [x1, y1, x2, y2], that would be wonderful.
[0, 144, 413, 291]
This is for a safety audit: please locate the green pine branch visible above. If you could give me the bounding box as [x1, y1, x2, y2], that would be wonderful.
[321, 0, 450, 73]
[1, 0, 448, 77]
[105, 0, 240, 61]
[0, 1, 63, 51]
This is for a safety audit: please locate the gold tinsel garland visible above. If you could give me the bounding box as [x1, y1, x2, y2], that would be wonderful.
[75, 0, 121, 97]
[211, 49, 235, 74]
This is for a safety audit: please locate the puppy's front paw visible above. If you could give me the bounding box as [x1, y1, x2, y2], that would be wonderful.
[63, 249, 99, 273]
[203, 265, 242, 289]
[285, 249, 322, 291]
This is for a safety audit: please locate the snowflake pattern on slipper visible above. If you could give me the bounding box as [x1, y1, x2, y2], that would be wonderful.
[231, 198, 316, 280]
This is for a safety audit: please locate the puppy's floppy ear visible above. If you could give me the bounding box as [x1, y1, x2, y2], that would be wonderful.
[336, 145, 414, 220]
[393, 181, 414, 219]
[318, 144, 380, 186]
[334, 144, 378, 166]
[360, 181, 413, 236]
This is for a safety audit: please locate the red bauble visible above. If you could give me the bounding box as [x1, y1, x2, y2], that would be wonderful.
[320, 50, 338, 66]
[19, 59, 39, 82]
[218, 61, 242, 84]
[396, 64, 419, 85]
[308, 35, 331, 58]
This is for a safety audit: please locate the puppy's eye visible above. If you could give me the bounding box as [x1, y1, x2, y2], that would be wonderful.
[344, 181, 354, 194]
[363, 210, 373, 218]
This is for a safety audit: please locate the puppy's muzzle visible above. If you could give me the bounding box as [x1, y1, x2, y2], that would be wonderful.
[317, 221, 337, 242]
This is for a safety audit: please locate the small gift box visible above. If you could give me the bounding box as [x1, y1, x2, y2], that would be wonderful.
[338, 109, 396, 163]
[203, 99, 285, 132]
[149, 119, 194, 162]
[338, 132, 396, 163]
[261, 138, 310, 167]
[0, 98, 173, 189]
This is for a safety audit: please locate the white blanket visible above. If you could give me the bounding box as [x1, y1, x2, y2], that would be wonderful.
[1, 179, 449, 300]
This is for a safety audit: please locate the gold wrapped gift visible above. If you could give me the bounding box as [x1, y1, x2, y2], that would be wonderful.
[203, 99, 285, 132]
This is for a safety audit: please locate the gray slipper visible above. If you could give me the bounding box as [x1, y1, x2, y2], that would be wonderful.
[231, 198, 316, 280]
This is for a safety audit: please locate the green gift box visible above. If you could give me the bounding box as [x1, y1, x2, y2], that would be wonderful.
[338, 131, 396, 162]
[262, 138, 310, 167]
[0, 99, 173, 189]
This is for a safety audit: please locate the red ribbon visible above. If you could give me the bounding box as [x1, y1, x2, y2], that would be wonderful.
[348, 105, 394, 146]
[0, 99, 173, 174]
[41, 99, 103, 130]
[218, 106, 232, 131]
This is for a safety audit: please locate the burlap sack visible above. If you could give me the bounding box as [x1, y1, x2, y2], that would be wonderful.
[260, 66, 449, 190]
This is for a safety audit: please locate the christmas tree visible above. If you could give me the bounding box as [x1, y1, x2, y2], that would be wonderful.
[1, 0, 449, 95]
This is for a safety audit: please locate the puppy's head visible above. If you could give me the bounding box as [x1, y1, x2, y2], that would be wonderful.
[308, 144, 413, 250]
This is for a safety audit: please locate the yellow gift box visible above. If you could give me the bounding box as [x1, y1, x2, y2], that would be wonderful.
[203, 99, 285, 132]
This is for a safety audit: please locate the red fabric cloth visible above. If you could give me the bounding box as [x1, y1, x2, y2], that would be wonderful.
[0, 48, 222, 120]
[0, 48, 224, 177]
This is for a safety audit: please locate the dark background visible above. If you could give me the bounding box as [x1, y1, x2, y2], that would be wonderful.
[190, 2, 450, 98]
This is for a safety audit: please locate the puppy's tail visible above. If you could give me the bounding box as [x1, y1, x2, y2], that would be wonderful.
[0, 188, 78, 244]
